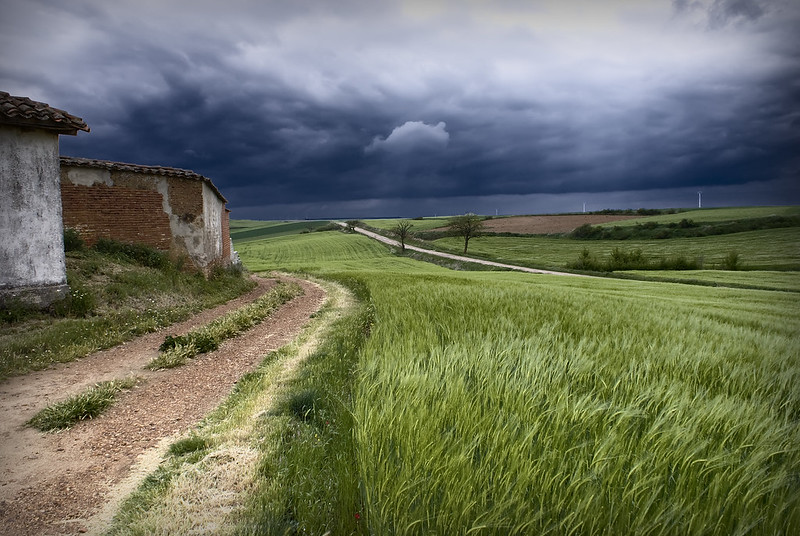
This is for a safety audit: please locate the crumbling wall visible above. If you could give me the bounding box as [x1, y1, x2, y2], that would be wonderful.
[60, 162, 229, 270]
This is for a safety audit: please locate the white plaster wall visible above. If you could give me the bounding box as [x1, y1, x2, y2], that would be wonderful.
[0, 125, 67, 291]
[65, 166, 111, 186]
[202, 183, 223, 265]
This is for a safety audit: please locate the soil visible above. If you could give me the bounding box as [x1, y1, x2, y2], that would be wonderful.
[0, 275, 326, 536]
[479, 214, 641, 234]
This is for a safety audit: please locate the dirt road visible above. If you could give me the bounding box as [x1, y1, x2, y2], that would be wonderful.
[0, 275, 326, 535]
[348, 225, 590, 277]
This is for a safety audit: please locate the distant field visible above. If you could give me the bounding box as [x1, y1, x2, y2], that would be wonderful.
[480, 214, 641, 234]
[618, 270, 800, 292]
[235, 230, 398, 273]
[365, 206, 800, 235]
[363, 217, 453, 232]
[236, 228, 800, 535]
[434, 227, 800, 270]
[606, 206, 800, 227]
[365, 214, 641, 234]
[230, 220, 332, 243]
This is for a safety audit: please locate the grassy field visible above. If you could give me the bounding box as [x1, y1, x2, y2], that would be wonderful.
[230, 219, 333, 243]
[227, 227, 799, 534]
[0, 242, 254, 381]
[363, 216, 454, 232]
[619, 270, 800, 292]
[432, 227, 800, 271]
[352, 270, 799, 534]
[235, 230, 398, 273]
[364, 207, 800, 234]
[603, 206, 800, 227]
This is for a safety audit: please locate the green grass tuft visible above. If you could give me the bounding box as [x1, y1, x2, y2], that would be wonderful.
[168, 435, 210, 457]
[27, 377, 140, 431]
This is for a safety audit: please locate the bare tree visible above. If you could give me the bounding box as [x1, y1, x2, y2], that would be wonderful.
[447, 213, 484, 254]
[391, 220, 414, 251]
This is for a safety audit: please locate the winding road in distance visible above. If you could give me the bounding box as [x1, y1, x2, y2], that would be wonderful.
[337, 223, 591, 278]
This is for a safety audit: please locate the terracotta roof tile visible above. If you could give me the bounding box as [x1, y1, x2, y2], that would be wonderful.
[0, 91, 89, 135]
[60, 156, 227, 203]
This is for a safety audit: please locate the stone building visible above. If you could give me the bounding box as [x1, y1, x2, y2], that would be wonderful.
[60, 157, 232, 270]
[0, 91, 89, 307]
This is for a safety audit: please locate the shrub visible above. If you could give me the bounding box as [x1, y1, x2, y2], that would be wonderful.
[609, 247, 648, 270]
[52, 285, 96, 317]
[657, 256, 701, 270]
[570, 223, 601, 239]
[723, 251, 741, 271]
[568, 248, 701, 272]
[345, 220, 363, 232]
[63, 227, 85, 252]
[568, 248, 605, 271]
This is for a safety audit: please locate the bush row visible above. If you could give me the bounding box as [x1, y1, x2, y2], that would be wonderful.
[568, 248, 742, 272]
[570, 215, 800, 240]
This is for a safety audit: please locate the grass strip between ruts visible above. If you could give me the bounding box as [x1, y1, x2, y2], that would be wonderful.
[146, 281, 303, 370]
[27, 377, 141, 431]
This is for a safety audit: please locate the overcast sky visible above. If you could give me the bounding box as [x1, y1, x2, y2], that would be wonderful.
[2, 0, 798, 218]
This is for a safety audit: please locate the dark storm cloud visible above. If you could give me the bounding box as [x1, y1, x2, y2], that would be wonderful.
[2, 0, 798, 217]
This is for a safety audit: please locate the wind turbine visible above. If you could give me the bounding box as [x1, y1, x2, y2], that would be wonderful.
[697, 191, 703, 209]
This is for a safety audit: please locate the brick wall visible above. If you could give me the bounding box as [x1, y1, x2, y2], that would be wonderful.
[60, 182, 172, 250]
[168, 179, 203, 222]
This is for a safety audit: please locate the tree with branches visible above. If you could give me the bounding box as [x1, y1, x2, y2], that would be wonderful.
[447, 213, 484, 254]
[391, 220, 414, 251]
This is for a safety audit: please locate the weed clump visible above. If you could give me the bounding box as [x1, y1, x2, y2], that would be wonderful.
[63, 227, 85, 252]
[286, 388, 320, 422]
[27, 377, 139, 431]
[52, 285, 96, 317]
[168, 435, 210, 457]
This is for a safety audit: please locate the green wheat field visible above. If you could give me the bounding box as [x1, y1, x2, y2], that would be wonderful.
[233, 209, 799, 535]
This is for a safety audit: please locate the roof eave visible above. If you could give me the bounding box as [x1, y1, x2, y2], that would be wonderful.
[0, 117, 89, 135]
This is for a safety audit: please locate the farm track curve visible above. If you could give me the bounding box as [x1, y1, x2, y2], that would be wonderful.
[0, 274, 326, 536]
[347, 224, 591, 277]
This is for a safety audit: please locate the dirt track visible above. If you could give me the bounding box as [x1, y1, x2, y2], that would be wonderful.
[0, 275, 326, 536]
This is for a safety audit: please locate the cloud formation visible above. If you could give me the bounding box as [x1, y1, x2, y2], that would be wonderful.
[365, 121, 449, 154]
[1, 0, 798, 218]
